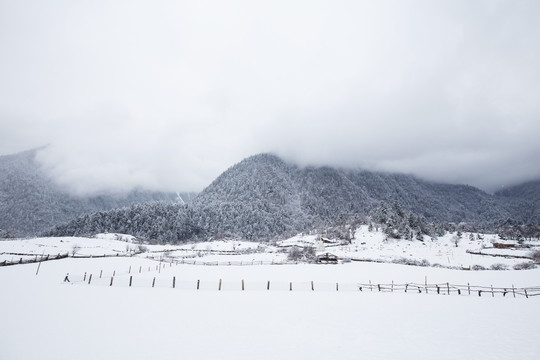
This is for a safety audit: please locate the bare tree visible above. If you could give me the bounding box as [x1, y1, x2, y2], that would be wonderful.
[71, 245, 81, 256]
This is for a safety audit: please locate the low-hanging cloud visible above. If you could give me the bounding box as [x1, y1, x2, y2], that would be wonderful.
[1, 0, 540, 194]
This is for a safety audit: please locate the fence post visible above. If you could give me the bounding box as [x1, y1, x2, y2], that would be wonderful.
[391, 281, 394, 292]
[468, 283, 470, 295]
[242, 280, 245, 291]
[129, 276, 133, 287]
[405, 284, 408, 293]
[491, 285, 494, 297]
[218, 279, 222, 291]
[447, 282, 450, 295]
[152, 277, 156, 288]
[478, 290, 482, 297]
[110, 277, 114, 286]
[100, 270, 103, 279]
[369, 280, 372, 292]
[139, 266, 142, 273]
[36, 261, 41, 276]
[88, 274, 92, 285]
[267, 281, 270, 290]
[84, 272, 87, 281]
[113, 270, 116, 277]
[512, 284, 515, 298]
[290, 282, 292, 291]
[336, 282, 339, 292]
[129, 266, 131, 274]
[197, 280, 200, 290]
[311, 281, 314, 291]
[436, 285, 440, 294]
[524, 289, 529, 299]
[173, 277, 176, 289]
[377, 284, 381, 292]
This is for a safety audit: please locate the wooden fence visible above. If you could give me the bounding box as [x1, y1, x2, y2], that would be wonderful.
[0, 253, 69, 266]
[356, 281, 540, 298]
[0, 252, 134, 267]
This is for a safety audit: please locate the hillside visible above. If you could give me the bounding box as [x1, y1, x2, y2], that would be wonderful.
[0, 148, 187, 237]
[495, 180, 540, 222]
[45, 153, 539, 242]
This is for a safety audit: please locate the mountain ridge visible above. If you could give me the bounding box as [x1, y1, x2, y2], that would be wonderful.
[43, 153, 539, 242]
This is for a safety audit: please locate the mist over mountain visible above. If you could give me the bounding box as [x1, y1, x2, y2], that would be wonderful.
[0, 148, 192, 237]
[44, 153, 540, 242]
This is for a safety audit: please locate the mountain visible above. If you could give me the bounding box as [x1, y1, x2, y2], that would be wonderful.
[44, 153, 539, 242]
[0, 148, 192, 237]
[496, 180, 540, 200]
[495, 180, 540, 223]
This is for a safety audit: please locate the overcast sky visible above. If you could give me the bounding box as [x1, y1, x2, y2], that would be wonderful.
[1, 0, 539, 194]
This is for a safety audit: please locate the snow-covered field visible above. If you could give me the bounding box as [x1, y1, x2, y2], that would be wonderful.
[2, 227, 538, 269]
[1, 231, 539, 359]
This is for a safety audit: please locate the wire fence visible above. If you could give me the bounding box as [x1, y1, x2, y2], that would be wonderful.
[144, 256, 305, 266]
[5, 251, 540, 298]
[60, 264, 540, 298]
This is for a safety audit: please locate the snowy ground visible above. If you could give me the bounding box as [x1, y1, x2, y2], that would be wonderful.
[5, 226, 537, 269]
[1, 231, 540, 359]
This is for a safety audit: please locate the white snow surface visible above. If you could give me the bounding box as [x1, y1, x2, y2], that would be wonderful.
[3, 227, 537, 269]
[1, 230, 540, 359]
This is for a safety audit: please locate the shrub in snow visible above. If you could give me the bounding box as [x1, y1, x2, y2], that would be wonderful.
[391, 258, 430, 267]
[490, 263, 508, 271]
[530, 250, 540, 264]
[287, 246, 316, 262]
[287, 246, 302, 261]
[471, 265, 486, 271]
[513, 262, 536, 270]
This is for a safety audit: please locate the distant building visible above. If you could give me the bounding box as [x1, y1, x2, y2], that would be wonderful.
[317, 253, 338, 264]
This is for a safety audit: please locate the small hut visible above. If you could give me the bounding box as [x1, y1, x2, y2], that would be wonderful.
[317, 252, 338, 264]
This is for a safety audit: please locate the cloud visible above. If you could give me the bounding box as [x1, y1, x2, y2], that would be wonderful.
[1, 0, 540, 194]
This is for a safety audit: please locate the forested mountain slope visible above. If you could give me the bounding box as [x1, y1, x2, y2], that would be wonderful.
[44, 153, 539, 242]
[495, 180, 540, 223]
[0, 148, 182, 237]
